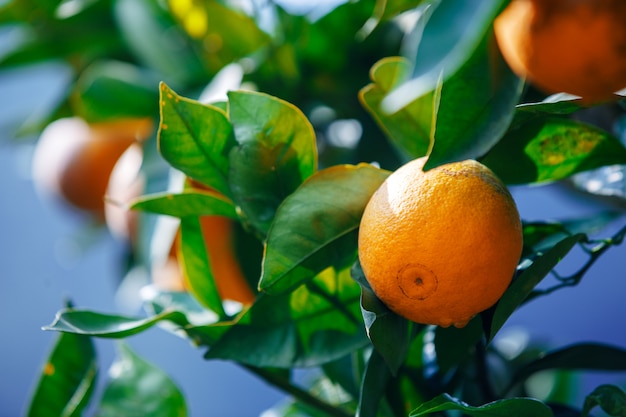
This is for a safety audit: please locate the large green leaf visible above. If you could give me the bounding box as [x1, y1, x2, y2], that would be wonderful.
[511, 343, 626, 389]
[227, 90, 318, 237]
[383, 0, 510, 112]
[583, 385, 626, 417]
[353, 260, 419, 376]
[260, 163, 390, 295]
[359, 57, 432, 161]
[26, 332, 97, 417]
[482, 117, 626, 185]
[424, 26, 522, 169]
[131, 189, 236, 218]
[158, 83, 235, 197]
[96, 342, 187, 417]
[434, 317, 483, 374]
[73, 60, 160, 122]
[179, 215, 226, 317]
[488, 234, 585, 341]
[356, 349, 392, 417]
[43, 309, 190, 338]
[409, 393, 553, 417]
[198, 267, 368, 368]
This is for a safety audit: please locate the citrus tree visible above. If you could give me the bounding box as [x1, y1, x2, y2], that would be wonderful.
[4, 0, 626, 416]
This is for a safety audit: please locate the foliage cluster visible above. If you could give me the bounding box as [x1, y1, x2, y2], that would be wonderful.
[3, 0, 626, 416]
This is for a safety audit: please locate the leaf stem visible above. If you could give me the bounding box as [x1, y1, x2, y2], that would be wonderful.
[243, 365, 353, 417]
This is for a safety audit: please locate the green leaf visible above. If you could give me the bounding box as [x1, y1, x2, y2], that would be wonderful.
[198, 267, 368, 368]
[356, 349, 392, 417]
[482, 118, 626, 185]
[409, 393, 553, 417]
[179, 215, 227, 317]
[511, 343, 626, 390]
[73, 60, 160, 122]
[383, 0, 510, 112]
[488, 234, 585, 341]
[359, 57, 432, 161]
[434, 317, 484, 374]
[96, 342, 187, 417]
[353, 259, 419, 376]
[43, 308, 189, 338]
[227, 90, 318, 237]
[158, 83, 235, 197]
[260, 163, 390, 295]
[26, 332, 97, 417]
[424, 26, 523, 169]
[114, 0, 208, 86]
[131, 189, 236, 218]
[583, 384, 626, 417]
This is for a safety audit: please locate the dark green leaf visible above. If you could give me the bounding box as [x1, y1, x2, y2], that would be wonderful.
[26, 332, 97, 417]
[583, 384, 626, 417]
[482, 118, 626, 185]
[359, 57, 432, 161]
[356, 349, 392, 417]
[424, 27, 523, 169]
[131, 189, 236, 218]
[179, 215, 226, 317]
[227, 90, 317, 237]
[200, 267, 368, 368]
[73, 60, 160, 122]
[434, 317, 484, 374]
[488, 234, 585, 341]
[96, 342, 187, 417]
[409, 393, 553, 417]
[260, 163, 389, 295]
[512, 343, 626, 390]
[43, 309, 189, 338]
[158, 83, 235, 197]
[353, 259, 418, 376]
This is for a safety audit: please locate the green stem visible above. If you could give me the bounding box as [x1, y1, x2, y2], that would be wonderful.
[244, 365, 352, 417]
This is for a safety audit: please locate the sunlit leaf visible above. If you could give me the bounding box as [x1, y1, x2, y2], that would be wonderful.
[359, 57, 432, 161]
[424, 26, 522, 170]
[43, 308, 189, 338]
[73, 60, 160, 122]
[199, 267, 368, 368]
[482, 118, 626, 185]
[409, 393, 553, 417]
[384, 0, 510, 113]
[131, 189, 236, 218]
[511, 343, 626, 389]
[260, 163, 389, 295]
[179, 215, 226, 317]
[583, 384, 626, 417]
[158, 83, 235, 196]
[96, 342, 187, 417]
[227, 90, 318, 237]
[360, 0, 427, 38]
[488, 234, 585, 341]
[26, 332, 97, 417]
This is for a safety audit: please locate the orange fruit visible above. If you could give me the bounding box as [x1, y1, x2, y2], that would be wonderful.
[32, 117, 153, 219]
[358, 157, 523, 328]
[494, 0, 626, 104]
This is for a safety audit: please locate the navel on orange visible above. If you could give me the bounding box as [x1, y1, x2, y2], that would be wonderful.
[358, 157, 523, 328]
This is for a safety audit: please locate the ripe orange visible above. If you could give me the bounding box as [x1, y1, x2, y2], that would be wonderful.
[32, 117, 153, 219]
[358, 157, 523, 328]
[494, 0, 626, 104]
